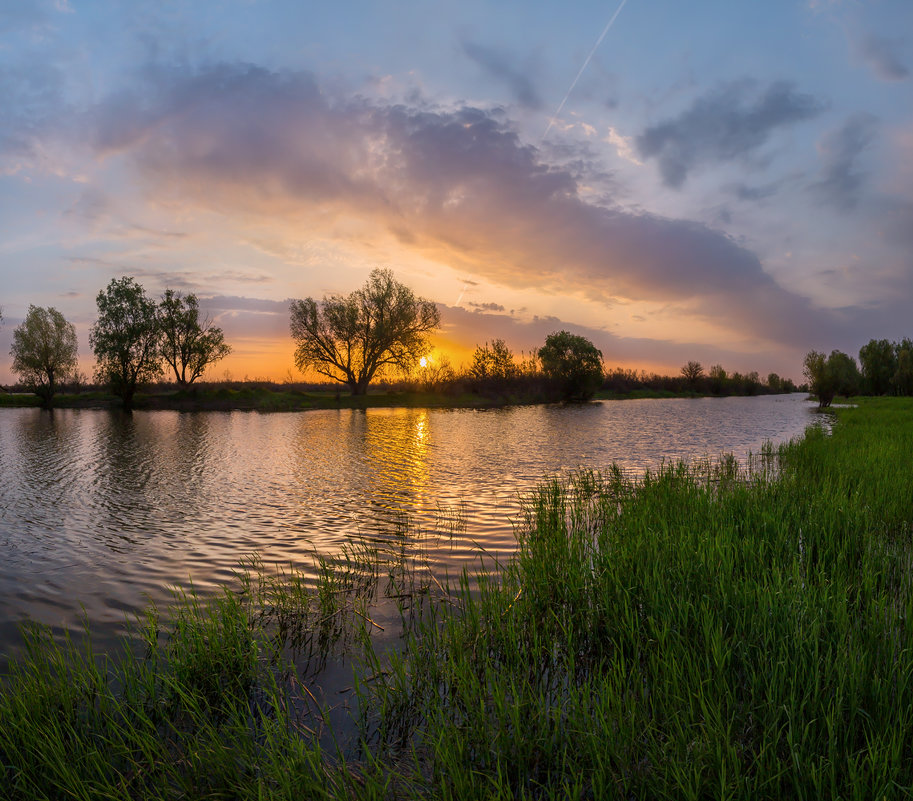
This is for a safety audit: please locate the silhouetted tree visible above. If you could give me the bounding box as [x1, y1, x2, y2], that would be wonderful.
[681, 361, 704, 384]
[289, 269, 440, 395]
[858, 338, 896, 395]
[469, 339, 518, 381]
[539, 331, 603, 401]
[417, 354, 456, 391]
[10, 305, 78, 408]
[708, 364, 727, 394]
[159, 290, 231, 385]
[90, 277, 162, 411]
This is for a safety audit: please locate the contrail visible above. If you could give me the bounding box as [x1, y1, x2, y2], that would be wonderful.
[540, 0, 630, 144]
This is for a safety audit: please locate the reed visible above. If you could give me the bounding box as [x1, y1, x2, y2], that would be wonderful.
[2, 397, 911, 799]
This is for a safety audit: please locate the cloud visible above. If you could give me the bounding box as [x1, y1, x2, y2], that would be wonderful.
[437, 304, 800, 376]
[857, 34, 909, 82]
[467, 301, 506, 312]
[0, 61, 65, 170]
[636, 81, 825, 187]
[811, 113, 877, 211]
[82, 62, 847, 348]
[460, 40, 542, 110]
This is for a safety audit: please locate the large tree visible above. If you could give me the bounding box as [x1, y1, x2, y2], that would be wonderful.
[10, 305, 78, 408]
[803, 349, 860, 408]
[539, 330, 604, 401]
[159, 290, 231, 385]
[90, 277, 162, 410]
[289, 268, 440, 395]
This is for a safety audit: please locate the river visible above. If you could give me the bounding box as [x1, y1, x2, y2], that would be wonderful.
[0, 394, 823, 660]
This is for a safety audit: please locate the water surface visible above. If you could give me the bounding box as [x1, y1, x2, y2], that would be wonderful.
[0, 395, 821, 656]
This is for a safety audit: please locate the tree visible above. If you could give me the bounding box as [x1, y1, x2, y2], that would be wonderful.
[90, 277, 162, 411]
[803, 349, 860, 408]
[10, 305, 78, 408]
[858, 338, 896, 396]
[894, 338, 913, 396]
[417, 354, 456, 392]
[538, 330, 603, 401]
[708, 364, 727, 394]
[468, 339, 518, 381]
[159, 290, 231, 385]
[289, 268, 440, 395]
[681, 361, 704, 384]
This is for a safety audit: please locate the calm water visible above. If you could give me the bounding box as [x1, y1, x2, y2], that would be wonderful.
[0, 394, 821, 657]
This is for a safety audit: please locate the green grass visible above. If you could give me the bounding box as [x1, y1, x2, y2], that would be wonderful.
[2, 397, 912, 798]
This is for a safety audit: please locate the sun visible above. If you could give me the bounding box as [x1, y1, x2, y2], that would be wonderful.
[419, 357, 428, 368]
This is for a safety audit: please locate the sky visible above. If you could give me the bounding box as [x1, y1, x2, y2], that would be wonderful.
[1, 0, 911, 384]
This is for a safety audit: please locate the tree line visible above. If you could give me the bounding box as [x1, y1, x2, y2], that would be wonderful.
[803, 339, 913, 408]
[6, 277, 230, 409]
[6, 269, 807, 409]
[288, 269, 798, 402]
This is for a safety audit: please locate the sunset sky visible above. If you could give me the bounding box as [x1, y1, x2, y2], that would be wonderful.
[1, 0, 911, 384]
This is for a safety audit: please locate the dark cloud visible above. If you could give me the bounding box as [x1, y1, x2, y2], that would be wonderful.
[636, 81, 825, 187]
[84, 62, 848, 348]
[460, 40, 542, 110]
[858, 34, 909, 82]
[467, 301, 506, 312]
[810, 113, 877, 211]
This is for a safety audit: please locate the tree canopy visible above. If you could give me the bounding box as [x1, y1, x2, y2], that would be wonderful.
[289, 269, 440, 395]
[468, 339, 518, 382]
[159, 290, 231, 385]
[681, 361, 704, 384]
[539, 330, 604, 401]
[10, 305, 78, 408]
[90, 277, 162, 410]
[803, 349, 860, 408]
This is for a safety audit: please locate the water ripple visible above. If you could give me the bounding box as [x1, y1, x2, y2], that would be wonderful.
[0, 396, 822, 656]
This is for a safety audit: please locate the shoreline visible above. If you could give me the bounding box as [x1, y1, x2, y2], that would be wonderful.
[0, 385, 802, 412]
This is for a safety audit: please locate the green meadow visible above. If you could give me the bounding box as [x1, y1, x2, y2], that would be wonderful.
[2, 397, 912, 799]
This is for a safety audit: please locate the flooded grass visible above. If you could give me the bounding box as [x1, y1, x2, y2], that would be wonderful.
[2, 397, 912, 798]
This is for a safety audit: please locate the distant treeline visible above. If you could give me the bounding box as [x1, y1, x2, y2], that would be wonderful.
[382, 346, 798, 402]
[3, 270, 802, 408]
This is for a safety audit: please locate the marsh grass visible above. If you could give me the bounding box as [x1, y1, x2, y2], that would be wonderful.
[2, 398, 912, 799]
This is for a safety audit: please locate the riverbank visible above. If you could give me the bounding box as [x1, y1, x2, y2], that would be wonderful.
[2, 397, 911, 799]
[0, 382, 795, 412]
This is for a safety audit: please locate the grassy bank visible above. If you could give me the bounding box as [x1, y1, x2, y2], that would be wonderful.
[2, 398, 912, 798]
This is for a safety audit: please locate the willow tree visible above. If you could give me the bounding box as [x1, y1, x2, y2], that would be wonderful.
[10, 305, 79, 408]
[289, 269, 440, 395]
